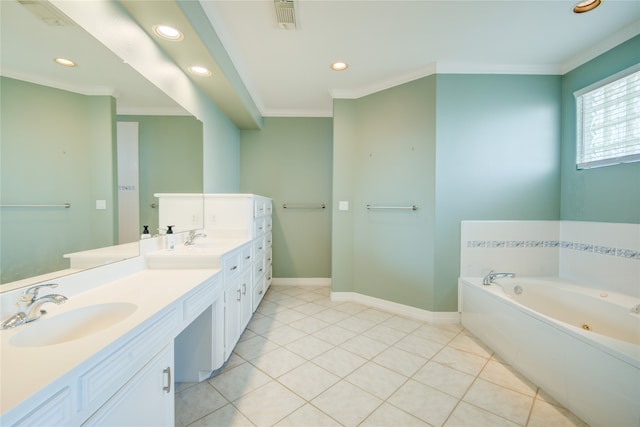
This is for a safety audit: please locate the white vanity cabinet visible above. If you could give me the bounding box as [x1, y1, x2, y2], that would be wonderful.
[222, 244, 253, 360]
[82, 343, 174, 426]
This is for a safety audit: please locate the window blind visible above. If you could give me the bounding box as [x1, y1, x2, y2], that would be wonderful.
[575, 66, 640, 169]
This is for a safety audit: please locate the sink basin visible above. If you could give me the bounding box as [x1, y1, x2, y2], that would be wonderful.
[10, 302, 137, 347]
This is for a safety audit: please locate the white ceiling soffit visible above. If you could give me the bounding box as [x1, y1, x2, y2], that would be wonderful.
[199, 0, 640, 118]
[0, 0, 189, 116]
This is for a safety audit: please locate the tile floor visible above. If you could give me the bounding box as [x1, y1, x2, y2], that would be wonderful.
[175, 285, 588, 427]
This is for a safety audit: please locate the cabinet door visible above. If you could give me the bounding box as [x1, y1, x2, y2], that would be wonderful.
[83, 343, 174, 427]
[224, 279, 242, 360]
[240, 270, 252, 330]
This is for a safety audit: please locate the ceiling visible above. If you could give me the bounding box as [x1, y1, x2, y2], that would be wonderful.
[199, 0, 640, 117]
[2, 0, 639, 125]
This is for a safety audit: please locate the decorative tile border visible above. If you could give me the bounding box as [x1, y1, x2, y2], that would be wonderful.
[466, 240, 640, 260]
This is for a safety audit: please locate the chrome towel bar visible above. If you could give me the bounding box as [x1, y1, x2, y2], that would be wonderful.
[366, 204, 418, 211]
[283, 203, 326, 209]
[0, 203, 71, 208]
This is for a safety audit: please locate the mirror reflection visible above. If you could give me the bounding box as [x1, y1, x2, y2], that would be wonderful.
[0, 0, 204, 287]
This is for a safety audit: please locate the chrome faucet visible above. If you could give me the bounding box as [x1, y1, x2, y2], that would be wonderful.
[184, 230, 207, 246]
[483, 270, 516, 285]
[0, 283, 67, 329]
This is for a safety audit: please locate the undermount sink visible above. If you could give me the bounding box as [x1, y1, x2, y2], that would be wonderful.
[10, 302, 137, 347]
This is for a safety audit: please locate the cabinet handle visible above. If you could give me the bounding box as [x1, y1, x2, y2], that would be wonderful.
[258, 246, 263, 250]
[258, 290, 263, 295]
[245, 256, 251, 260]
[242, 283, 247, 294]
[163, 367, 171, 393]
[230, 265, 238, 271]
[237, 289, 241, 301]
[259, 268, 263, 272]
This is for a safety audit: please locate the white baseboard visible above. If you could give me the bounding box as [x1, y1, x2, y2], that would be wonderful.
[271, 277, 332, 287]
[331, 291, 460, 324]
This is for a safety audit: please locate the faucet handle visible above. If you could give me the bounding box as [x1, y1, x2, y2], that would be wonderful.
[20, 283, 59, 303]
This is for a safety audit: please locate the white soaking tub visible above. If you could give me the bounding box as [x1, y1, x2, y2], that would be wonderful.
[460, 276, 640, 427]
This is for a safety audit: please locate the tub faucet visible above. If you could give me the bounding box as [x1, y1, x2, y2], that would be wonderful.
[0, 283, 67, 329]
[483, 270, 516, 285]
[184, 230, 207, 246]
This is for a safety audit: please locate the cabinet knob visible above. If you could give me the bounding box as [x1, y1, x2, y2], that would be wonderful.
[237, 289, 242, 302]
[230, 265, 238, 271]
[242, 283, 247, 294]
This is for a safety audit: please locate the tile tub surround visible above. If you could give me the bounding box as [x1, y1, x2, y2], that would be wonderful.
[461, 220, 640, 298]
[175, 285, 586, 427]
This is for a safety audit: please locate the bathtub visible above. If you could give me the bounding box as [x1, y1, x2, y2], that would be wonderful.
[460, 277, 640, 427]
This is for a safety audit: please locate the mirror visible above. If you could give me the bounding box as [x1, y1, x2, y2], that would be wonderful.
[0, 0, 203, 288]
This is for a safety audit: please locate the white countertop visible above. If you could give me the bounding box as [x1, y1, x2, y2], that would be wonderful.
[0, 268, 218, 416]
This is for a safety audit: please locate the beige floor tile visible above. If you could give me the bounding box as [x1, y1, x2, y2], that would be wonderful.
[311, 307, 352, 324]
[277, 296, 308, 309]
[249, 347, 306, 378]
[528, 399, 589, 427]
[292, 302, 327, 315]
[411, 323, 460, 345]
[412, 361, 475, 399]
[479, 360, 537, 397]
[218, 352, 246, 374]
[175, 381, 228, 427]
[345, 361, 408, 399]
[312, 324, 357, 346]
[208, 362, 272, 401]
[290, 316, 331, 334]
[447, 332, 494, 359]
[188, 403, 255, 427]
[312, 346, 368, 377]
[354, 308, 394, 324]
[432, 346, 489, 376]
[312, 380, 383, 427]
[268, 308, 307, 323]
[388, 379, 459, 426]
[277, 361, 340, 400]
[463, 379, 534, 425]
[247, 315, 285, 335]
[285, 334, 334, 359]
[332, 301, 368, 315]
[444, 401, 519, 427]
[380, 315, 423, 333]
[335, 316, 377, 333]
[373, 346, 427, 377]
[260, 324, 307, 346]
[340, 334, 389, 359]
[232, 334, 280, 361]
[233, 381, 305, 426]
[363, 324, 408, 346]
[256, 299, 281, 316]
[395, 333, 446, 359]
[361, 402, 431, 427]
[296, 291, 328, 302]
[274, 403, 342, 427]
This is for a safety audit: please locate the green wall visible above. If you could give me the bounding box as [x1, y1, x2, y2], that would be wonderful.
[240, 117, 333, 278]
[117, 115, 204, 234]
[333, 77, 438, 309]
[1, 77, 117, 283]
[332, 74, 561, 311]
[434, 74, 562, 310]
[560, 35, 640, 223]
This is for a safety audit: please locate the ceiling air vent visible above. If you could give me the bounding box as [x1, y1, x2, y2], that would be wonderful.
[274, 0, 297, 30]
[18, 0, 74, 26]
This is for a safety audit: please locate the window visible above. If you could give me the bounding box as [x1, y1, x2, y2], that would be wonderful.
[575, 64, 640, 169]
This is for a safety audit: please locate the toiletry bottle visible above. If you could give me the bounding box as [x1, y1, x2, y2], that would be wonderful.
[166, 225, 175, 250]
[141, 225, 150, 239]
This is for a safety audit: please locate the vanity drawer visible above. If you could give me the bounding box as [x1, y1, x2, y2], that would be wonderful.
[265, 247, 273, 267]
[77, 308, 177, 418]
[254, 255, 266, 278]
[253, 218, 266, 236]
[221, 249, 242, 280]
[242, 243, 253, 265]
[10, 387, 72, 427]
[253, 236, 266, 257]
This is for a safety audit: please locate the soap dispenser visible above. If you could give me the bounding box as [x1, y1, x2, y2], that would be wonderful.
[141, 225, 150, 240]
[166, 225, 175, 250]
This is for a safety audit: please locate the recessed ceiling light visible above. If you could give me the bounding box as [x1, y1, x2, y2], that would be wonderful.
[573, 0, 601, 13]
[188, 66, 212, 77]
[54, 57, 76, 67]
[331, 61, 349, 71]
[153, 24, 184, 41]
